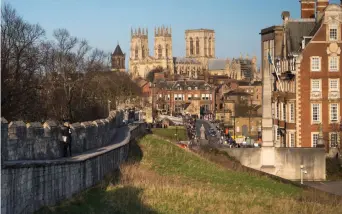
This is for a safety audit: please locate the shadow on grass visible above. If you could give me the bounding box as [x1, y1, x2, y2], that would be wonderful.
[37, 184, 158, 214]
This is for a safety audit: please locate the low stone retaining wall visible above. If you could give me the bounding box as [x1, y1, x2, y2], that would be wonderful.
[1, 123, 146, 214]
[220, 147, 326, 181]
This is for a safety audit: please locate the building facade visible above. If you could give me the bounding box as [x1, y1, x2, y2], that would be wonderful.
[260, 1, 342, 151]
[151, 79, 215, 116]
[297, 4, 342, 150]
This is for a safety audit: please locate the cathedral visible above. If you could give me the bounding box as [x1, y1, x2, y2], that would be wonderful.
[128, 27, 216, 79]
[128, 26, 174, 78]
[126, 26, 259, 82]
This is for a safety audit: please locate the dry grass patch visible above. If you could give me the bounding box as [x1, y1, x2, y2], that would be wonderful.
[38, 135, 342, 214]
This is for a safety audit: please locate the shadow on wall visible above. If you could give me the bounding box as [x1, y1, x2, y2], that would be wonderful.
[36, 133, 153, 214]
[128, 138, 144, 163]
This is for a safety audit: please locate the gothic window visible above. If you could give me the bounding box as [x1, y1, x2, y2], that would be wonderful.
[166, 44, 169, 58]
[142, 45, 145, 58]
[196, 37, 199, 55]
[208, 37, 212, 57]
[158, 45, 162, 59]
[204, 37, 207, 56]
[190, 37, 194, 55]
[135, 45, 138, 59]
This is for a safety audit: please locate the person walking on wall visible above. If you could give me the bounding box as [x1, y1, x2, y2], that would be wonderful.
[61, 120, 72, 157]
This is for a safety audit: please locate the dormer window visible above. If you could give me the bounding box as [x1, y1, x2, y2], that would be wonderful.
[329, 25, 338, 41]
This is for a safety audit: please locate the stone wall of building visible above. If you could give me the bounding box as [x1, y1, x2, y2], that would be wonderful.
[221, 147, 326, 181]
[1, 122, 146, 214]
[1, 111, 124, 161]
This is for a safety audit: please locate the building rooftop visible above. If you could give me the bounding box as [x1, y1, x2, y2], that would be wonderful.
[113, 44, 124, 56]
[208, 59, 227, 70]
[185, 28, 215, 32]
[285, 20, 316, 54]
[260, 25, 283, 35]
[155, 79, 212, 90]
[173, 57, 201, 64]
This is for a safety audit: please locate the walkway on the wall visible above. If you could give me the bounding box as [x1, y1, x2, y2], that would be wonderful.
[304, 181, 342, 196]
[3, 125, 132, 167]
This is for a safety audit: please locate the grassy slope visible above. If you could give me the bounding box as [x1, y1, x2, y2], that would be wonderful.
[38, 134, 342, 214]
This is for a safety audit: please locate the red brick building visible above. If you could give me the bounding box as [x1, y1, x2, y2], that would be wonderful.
[260, 1, 342, 151]
[297, 4, 342, 149]
[300, 0, 329, 19]
[151, 79, 215, 116]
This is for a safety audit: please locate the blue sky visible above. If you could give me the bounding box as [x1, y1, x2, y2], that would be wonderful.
[4, 0, 340, 66]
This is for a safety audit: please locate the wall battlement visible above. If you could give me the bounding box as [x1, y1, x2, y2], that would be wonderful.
[1, 110, 124, 161]
[1, 121, 146, 214]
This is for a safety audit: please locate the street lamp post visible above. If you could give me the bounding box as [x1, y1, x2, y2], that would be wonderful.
[233, 114, 236, 139]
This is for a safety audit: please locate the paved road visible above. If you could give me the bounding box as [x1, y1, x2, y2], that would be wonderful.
[304, 181, 342, 196]
[195, 119, 220, 143]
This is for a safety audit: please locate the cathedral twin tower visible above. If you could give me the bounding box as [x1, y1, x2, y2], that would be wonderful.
[128, 26, 216, 78]
[130, 26, 172, 60]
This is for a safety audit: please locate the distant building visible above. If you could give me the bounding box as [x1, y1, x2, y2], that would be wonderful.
[234, 54, 258, 81]
[128, 27, 217, 79]
[237, 80, 262, 106]
[151, 79, 215, 117]
[207, 55, 258, 81]
[173, 57, 203, 79]
[111, 43, 125, 72]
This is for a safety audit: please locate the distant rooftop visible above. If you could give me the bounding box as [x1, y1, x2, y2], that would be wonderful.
[185, 28, 214, 32]
[173, 57, 201, 64]
[208, 59, 227, 70]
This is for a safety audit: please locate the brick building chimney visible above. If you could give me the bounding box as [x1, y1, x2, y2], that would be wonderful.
[300, 0, 329, 19]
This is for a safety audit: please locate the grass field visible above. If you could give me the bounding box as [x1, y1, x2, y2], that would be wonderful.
[151, 127, 187, 141]
[38, 134, 342, 214]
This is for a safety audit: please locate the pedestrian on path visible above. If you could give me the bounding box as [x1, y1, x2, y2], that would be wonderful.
[61, 120, 72, 157]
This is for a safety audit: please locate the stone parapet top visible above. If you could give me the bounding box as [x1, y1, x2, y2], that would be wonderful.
[2, 125, 136, 169]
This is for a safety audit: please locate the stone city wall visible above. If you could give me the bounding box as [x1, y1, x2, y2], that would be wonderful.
[1, 110, 124, 161]
[220, 147, 326, 181]
[1, 122, 146, 214]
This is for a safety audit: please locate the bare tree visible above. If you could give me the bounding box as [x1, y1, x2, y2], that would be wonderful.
[1, 3, 142, 122]
[1, 3, 45, 121]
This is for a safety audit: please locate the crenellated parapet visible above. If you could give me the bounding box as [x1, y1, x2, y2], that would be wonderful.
[131, 27, 148, 38]
[1, 110, 125, 161]
[154, 25, 172, 37]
